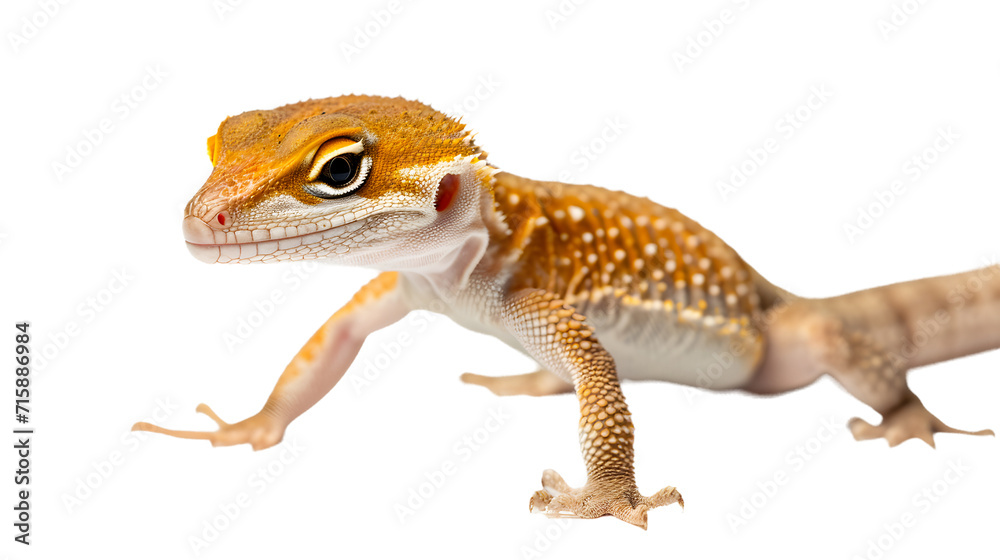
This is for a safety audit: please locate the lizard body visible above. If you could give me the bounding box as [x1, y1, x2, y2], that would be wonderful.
[135, 95, 995, 528]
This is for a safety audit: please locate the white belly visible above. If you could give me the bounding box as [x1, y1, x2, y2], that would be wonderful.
[572, 296, 762, 389]
[442, 287, 763, 391]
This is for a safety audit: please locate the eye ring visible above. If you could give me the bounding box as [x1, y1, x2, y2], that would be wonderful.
[304, 154, 371, 200]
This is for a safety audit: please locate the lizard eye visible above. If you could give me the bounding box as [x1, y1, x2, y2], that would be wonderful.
[322, 154, 359, 186]
[304, 145, 371, 200]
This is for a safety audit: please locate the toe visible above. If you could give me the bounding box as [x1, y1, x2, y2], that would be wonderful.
[529, 490, 553, 513]
[932, 418, 995, 438]
[540, 469, 572, 494]
[611, 505, 649, 530]
[647, 485, 684, 509]
[459, 372, 482, 385]
[848, 417, 881, 441]
[459, 373, 505, 396]
[196, 403, 230, 428]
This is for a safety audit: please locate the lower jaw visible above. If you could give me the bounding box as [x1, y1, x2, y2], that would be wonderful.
[185, 241, 338, 264]
[185, 221, 364, 264]
[186, 242, 226, 264]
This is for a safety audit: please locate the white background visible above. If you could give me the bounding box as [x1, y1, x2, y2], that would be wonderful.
[3, 1, 1000, 558]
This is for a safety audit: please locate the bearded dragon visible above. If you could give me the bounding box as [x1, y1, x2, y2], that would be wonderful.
[133, 95, 996, 529]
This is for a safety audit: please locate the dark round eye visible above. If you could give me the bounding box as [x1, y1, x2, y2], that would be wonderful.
[320, 154, 360, 187]
[305, 152, 371, 200]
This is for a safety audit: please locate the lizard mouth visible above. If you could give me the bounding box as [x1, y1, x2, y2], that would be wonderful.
[182, 215, 361, 264]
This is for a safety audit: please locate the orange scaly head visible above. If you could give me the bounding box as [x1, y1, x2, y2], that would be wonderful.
[182, 95, 497, 273]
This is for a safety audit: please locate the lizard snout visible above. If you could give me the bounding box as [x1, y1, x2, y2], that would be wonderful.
[182, 215, 226, 263]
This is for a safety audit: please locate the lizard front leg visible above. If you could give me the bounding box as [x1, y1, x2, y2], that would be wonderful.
[132, 271, 408, 450]
[501, 289, 682, 529]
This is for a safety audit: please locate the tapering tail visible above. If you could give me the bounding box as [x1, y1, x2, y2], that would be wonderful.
[817, 263, 1000, 369]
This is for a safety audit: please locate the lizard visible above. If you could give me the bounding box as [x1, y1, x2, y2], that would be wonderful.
[133, 95, 996, 529]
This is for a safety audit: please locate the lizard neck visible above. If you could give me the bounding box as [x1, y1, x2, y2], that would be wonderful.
[398, 163, 506, 303]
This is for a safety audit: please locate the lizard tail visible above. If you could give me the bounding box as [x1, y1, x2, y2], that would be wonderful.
[816, 264, 1000, 369]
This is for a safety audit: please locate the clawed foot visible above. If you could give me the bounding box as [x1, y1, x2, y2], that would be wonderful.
[849, 397, 994, 448]
[132, 404, 286, 451]
[528, 469, 683, 530]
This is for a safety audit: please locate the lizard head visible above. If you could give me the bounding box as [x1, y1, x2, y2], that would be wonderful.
[183, 95, 497, 272]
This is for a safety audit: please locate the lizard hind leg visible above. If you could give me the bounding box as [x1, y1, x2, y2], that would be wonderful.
[753, 300, 993, 447]
[809, 316, 993, 447]
[460, 369, 574, 397]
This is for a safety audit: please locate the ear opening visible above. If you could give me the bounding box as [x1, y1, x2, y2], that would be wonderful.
[435, 174, 461, 212]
